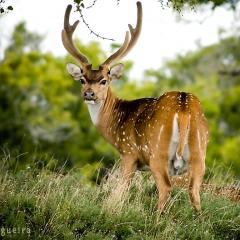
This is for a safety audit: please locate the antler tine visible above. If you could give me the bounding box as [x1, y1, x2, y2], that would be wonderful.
[101, 1, 142, 68]
[119, 1, 142, 59]
[62, 5, 90, 68]
[101, 31, 130, 67]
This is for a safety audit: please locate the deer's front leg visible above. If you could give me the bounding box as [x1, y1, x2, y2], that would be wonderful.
[121, 154, 137, 185]
[102, 154, 137, 212]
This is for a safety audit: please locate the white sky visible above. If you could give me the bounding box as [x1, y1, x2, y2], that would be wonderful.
[0, 0, 236, 79]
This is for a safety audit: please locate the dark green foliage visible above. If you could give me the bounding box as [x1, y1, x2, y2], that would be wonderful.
[1, 21, 240, 179]
[0, 23, 117, 177]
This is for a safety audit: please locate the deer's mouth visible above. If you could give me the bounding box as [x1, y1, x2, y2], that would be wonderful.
[84, 99, 99, 105]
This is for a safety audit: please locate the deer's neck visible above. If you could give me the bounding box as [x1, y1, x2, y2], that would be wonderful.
[86, 88, 120, 145]
[86, 88, 117, 125]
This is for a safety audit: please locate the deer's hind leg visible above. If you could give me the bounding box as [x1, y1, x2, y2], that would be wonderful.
[150, 158, 171, 212]
[149, 126, 172, 213]
[188, 128, 206, 211]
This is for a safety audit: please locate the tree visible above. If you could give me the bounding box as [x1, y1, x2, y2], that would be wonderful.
[1, 20, 240, 178]
[165, 0, 239, 10]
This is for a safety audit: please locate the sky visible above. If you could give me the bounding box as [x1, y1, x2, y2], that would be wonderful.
[0, 0, 237, 79]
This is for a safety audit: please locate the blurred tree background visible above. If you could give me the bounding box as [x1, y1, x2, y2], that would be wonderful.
[0, 0, 240, 180]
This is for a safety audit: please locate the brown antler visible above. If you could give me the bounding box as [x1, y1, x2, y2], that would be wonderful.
[62, 5, 90, 69]
[101, 1, 142, 67]
[119, 1, 142, 59]
[101, 31, 130, 66]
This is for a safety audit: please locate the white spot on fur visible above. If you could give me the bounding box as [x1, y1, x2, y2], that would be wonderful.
[197, 130, 201, 151]
[157, 125, 164, 144]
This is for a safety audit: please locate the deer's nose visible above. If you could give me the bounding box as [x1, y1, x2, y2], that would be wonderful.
[84, 89, 95, 100]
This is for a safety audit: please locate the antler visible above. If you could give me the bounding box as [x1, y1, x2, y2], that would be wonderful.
[62, 2, 142, 70]
[61, 5, 90, 69]
[101, 1, 142, 67]
[119, 2, 142, 59]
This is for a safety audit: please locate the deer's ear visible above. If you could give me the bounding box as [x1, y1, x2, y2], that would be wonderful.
[109, 63, 124, 80]
[66, 63, 83, 81]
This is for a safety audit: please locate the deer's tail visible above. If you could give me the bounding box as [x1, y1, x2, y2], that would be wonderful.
[173, 113, 190, 171]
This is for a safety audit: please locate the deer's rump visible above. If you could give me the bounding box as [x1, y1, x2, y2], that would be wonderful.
[132, 91, 208, 176]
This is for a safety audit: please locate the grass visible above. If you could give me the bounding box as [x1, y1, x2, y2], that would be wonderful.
[0, 164, 239, 240]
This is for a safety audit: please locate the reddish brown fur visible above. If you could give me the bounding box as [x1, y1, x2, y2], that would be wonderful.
[62, 2, 209, 212]
[95, 90, 208, 211]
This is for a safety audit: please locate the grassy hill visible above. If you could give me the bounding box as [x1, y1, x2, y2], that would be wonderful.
[0, 164, 239, 240]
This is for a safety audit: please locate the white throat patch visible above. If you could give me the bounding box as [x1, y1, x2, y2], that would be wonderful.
[85, 101, 103, 125]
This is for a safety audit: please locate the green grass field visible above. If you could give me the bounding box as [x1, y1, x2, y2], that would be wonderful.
[0, 163, 239, 240]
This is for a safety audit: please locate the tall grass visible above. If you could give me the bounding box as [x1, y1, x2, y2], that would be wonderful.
[0, 158, 239, 239]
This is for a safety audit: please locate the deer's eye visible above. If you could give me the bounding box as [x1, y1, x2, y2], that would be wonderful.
[100, 80, 107, 85]
[80, 79, 86, 84]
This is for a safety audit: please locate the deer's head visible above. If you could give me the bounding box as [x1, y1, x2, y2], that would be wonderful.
[62, 2, 142, 104]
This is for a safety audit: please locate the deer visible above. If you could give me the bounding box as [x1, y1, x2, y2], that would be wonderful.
[62, 1, 209, 212]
